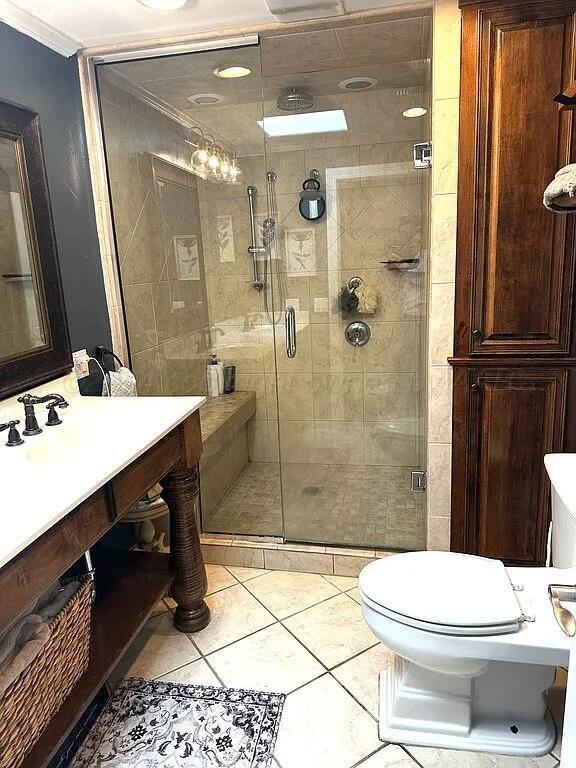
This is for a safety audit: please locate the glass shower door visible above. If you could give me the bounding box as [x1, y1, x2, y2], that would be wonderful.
[263, 55, 431, 550]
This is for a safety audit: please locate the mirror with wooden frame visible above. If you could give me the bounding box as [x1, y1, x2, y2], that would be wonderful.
[0, 99, 71, 398]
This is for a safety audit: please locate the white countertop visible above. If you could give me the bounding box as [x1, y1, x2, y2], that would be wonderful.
[0, 373, 204, 570]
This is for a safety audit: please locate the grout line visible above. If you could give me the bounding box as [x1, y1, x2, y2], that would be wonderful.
[349, 744, 389, 767]
[327, 669, 379, 724]
[400, 745, 427, 768]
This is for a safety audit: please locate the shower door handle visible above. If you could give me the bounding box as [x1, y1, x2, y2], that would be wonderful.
[285, 306, 296, 358]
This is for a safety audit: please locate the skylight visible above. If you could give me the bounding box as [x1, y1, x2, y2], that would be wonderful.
[257, 110, 348, 137]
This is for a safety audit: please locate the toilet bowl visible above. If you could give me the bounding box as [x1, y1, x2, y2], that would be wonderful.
[360, 552, 572, 755]
[359, 453, 576, 757]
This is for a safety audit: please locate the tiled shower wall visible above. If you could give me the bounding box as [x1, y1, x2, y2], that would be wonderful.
[201, 140, 428, 474]
[98, 73, 209, 396]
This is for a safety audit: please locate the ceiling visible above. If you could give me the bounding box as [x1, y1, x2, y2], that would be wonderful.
[1, 0, 419, 54]
[101, 14, 430, 155]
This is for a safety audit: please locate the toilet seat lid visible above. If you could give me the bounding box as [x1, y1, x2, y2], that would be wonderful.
[359, 551, 524, 631]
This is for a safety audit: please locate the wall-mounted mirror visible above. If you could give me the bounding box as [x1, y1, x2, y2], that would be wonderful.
[0, 99, 71, 398]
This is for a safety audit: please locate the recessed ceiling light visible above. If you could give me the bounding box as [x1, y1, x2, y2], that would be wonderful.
[187, 93, 225, 106]
[258, 110, 348, 137]
[403, 106, 428, 118]
[137, 0, 188, 9]
[339, 77, 379, 91]
[213, 66, 252, 79]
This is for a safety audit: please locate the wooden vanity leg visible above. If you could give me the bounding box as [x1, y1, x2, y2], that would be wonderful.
[160, 465, 210, 633]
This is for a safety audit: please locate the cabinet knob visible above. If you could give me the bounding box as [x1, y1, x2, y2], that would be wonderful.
[472, 329, 483, 341]
[470, 383, 480, 392]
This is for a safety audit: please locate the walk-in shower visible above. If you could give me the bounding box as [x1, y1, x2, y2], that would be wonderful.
[96, 11, 432, 551]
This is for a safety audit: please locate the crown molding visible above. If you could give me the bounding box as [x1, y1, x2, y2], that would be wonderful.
[0, 1, 80, 57]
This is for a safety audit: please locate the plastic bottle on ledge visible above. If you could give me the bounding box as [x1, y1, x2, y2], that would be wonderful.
[207, 355, 220, 397]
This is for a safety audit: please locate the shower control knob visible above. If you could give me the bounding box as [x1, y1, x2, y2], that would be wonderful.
[472, 329, 483, 341]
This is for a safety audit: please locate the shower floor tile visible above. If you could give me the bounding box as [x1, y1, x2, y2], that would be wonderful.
[204, 461, 426, 549]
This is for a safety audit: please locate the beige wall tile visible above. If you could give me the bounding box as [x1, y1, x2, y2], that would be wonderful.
[429, 283, 455, 365]
[123, 284, 157, 353]
[432, 98, 459, 196]
[313, 373, 363, 421]
[364, 373, 418, 421]
[201, 544, 265, 568]
[363, 322, 417, 373]
[277, 373, 314, 420]
[264, 549, 334, 574]
[132, 347, 163, 395]
[427, 516, 451, 551]
[315, 421, 365, 465]
[333, 554, 376, 577]
[433, 0, 462, 100]
[365, 422, 418, 466]
[428, 366, 453, 443]
[430, 193, 457, 284]
[279, 420, 316, 463]
[427, 443, 452, 517]
[311, 323, 363, 372]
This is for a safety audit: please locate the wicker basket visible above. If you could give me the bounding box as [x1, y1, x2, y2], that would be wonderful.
[0, 577, 92, 768]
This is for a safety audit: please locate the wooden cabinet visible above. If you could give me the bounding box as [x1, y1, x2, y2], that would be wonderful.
[455, 0, 576, 359]
[452, 367, 568, 565]
[452, 0, 576, 565]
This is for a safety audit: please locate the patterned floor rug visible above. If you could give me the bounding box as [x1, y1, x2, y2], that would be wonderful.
[71, 677, 286, 768]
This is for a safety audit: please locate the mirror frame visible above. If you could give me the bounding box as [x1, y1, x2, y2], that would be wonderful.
[0, 99, 71, 398]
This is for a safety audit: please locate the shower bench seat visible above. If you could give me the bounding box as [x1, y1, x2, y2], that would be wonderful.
[199, 391, 257, 521]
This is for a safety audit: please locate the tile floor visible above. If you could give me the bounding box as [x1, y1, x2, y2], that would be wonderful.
[111, 565, 565, 768]
[204, 462, 426, 551]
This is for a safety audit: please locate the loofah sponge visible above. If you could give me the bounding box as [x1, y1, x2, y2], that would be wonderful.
[356, 283, 378, 314]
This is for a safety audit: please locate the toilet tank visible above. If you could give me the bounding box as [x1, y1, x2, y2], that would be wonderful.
[544, 454, 576, 567]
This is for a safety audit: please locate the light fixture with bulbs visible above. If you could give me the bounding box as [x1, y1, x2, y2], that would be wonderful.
[187, 132, 242, 185]
[403, 106, 428, 118]
[213, 65, 252, 79]
[137, 0, 189, 9]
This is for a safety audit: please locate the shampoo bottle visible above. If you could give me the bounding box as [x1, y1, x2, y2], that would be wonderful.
[207, 355, 220, 397]
[216, 357, 225, 395]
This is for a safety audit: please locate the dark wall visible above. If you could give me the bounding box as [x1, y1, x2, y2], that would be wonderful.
[0, 22, 111, 356]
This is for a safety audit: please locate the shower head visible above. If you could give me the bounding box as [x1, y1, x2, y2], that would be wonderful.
[276, 88, 314, 112]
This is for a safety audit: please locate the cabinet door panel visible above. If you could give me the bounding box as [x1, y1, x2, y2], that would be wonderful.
[452, 367, 567, 565]
[456, 3, 576, 357]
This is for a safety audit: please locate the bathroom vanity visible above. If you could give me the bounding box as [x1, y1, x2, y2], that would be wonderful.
[0, 375, 208, 768]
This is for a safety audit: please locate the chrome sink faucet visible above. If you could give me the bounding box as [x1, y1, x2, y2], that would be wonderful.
[17, 393, 69, 435]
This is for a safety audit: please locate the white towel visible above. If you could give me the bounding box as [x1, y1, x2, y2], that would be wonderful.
[543, 163, 576, 211]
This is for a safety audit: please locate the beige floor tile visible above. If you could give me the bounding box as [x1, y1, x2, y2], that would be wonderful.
[323, 574, 358, 591]
[208, 623, 324, 694]
[406, 747, 558, 767]
[192, 583, 276, 655]
[244, 570, 339, 619]
[358, 745, 420, 766]
[347, 586, 362, 603]
[206, 563, 237, 594]
[283, 593, 377, 668]
[225, 566, 269, 582]
[275, 674, 381, 768]
[332, 644, 395, 717]
[150, 598, 170, 617]
[159, 658, 222, 687]
[113, 613, 199, 681]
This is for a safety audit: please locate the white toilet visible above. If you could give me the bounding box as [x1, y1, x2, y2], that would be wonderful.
[359, 453, 576, 756]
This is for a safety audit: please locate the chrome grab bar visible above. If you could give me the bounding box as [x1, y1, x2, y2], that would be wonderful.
[285, 306, 296, 358]
[246, 186, 266, 290]
[549, 584, 576, 637]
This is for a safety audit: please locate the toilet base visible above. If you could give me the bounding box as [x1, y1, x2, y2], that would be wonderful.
[379, 656, 557, 757]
